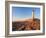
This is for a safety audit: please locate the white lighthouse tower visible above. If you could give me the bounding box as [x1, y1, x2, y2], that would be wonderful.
[32, 8, 35, 20]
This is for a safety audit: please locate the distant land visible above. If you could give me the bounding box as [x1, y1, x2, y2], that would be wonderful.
[12, 18, 40, 31]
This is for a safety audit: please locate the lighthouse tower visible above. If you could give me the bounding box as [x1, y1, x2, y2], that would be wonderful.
[32, 8, 34, 21]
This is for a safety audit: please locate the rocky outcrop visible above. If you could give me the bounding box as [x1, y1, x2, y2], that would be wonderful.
[12, 18, 40, 31]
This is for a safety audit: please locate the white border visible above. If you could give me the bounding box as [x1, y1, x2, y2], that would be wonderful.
[9, 4, 43, 34]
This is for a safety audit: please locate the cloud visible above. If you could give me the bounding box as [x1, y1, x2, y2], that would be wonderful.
[12, 16, 32, 22]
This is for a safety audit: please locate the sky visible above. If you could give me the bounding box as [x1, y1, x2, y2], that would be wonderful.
[12, 7, 40, 21]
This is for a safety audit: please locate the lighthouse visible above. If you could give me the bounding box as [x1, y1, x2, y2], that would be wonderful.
[32, 8, 35, 21]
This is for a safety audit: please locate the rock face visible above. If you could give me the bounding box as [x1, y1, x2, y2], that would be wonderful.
[12, 18, 40, 31]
